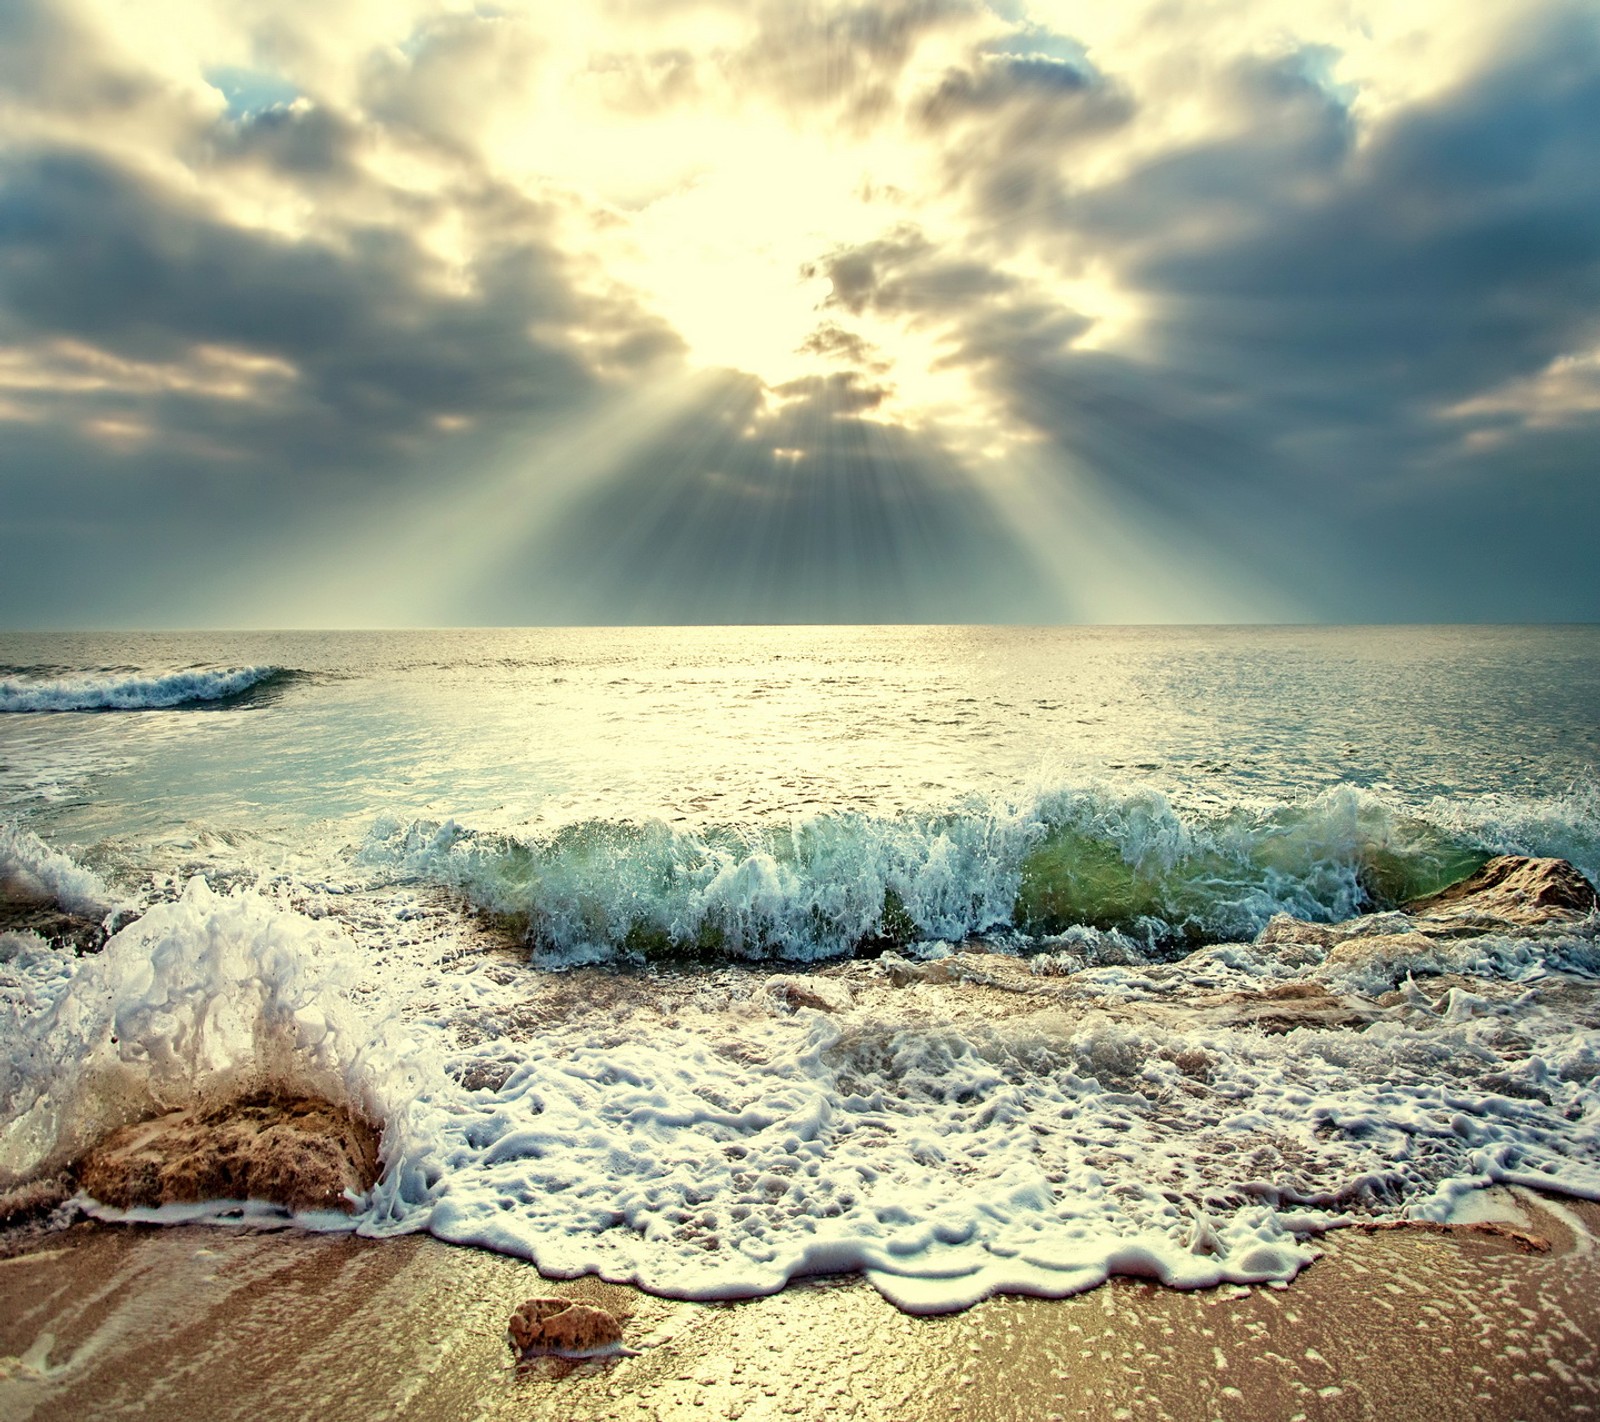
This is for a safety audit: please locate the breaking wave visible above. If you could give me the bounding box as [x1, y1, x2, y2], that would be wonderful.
[0, 821, 119, 917]
[363, 783, 1599, 963]
[0, 665, 290, 712]
[0, 878, 420, 1189]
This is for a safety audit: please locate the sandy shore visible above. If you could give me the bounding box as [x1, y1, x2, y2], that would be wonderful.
[0, 1190, 1596, 1421]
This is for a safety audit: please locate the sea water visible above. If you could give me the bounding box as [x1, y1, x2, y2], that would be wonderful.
[1, 626, 1597, 1310]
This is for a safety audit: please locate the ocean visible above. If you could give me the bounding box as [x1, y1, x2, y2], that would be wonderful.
[2, 625, 1597, 1312]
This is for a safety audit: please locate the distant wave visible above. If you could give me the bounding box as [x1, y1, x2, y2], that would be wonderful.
[0, 665, 289, 713]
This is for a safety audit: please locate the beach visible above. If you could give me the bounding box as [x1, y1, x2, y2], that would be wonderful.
[3, 1190, 1597, 1421]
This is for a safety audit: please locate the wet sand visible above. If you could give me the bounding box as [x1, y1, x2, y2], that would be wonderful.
[1, 1191, 1596, 1421]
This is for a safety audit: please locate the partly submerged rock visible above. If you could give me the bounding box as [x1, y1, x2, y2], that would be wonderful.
[78, 1091, 381, 1214]
[0, 1176, 73, 1232]
[766, 974, 854, 1014]
[1320, 930, 1446, 977]
[0, 901, 109, 955]
[508, 1296, 625, 1358]
[877, 952, 951, 987]
[1255, 916, 1344, 951]
[1259, 856, 1597, 955]
[1402, 856, 1598, 933]
[1193, 982, 1383, 1033]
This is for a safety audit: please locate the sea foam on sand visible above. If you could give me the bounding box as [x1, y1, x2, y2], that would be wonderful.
[4, 852, 1600, 1315]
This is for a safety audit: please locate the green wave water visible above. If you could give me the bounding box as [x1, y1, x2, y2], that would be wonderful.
[363, 782, 1586, 963]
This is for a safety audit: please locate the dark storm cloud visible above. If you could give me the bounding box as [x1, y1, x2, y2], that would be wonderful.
[0, 146, 612, 457]
[0, 16, 683, 625]
[918, 49, 1129, 133]
[802, 9, 1600, 617]
[1101, 57, 1595, 391]
[961, 15, 1600, 438]
[912, 46, 1134, 222]
[200, 101, 365, 182]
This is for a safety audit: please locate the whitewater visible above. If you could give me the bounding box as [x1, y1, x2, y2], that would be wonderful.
[1, 625, 1597, 1313]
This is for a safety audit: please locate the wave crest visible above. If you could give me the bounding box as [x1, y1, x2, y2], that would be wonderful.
[359, 783, 1588, 963]
[0, 822, 118, 916]
[0, 665, 289, 712]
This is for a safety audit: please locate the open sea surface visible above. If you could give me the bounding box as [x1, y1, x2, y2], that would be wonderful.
[2, 625, 1598, 1311]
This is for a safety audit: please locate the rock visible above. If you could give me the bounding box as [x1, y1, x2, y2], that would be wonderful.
[78, 1091, 381, 1214]
[1319, 931, 1444, 976]
[0, 1175, 76, 1261]
[1256, 911, 1416, 951]
[876, 952, 953, 987]
[1255, 915, 1342, 951]
[0, 902, 109, 955]
[1403, 856, 1598, 933]
[1200, 982, 1382, 1033]
[0, 1176, 72, 1229]
[1257, 858, 1597, 961]
[766, 974, 853, 1014]
[508, 1297, 625, 1357]
[1348, 1218, 1551, 1253]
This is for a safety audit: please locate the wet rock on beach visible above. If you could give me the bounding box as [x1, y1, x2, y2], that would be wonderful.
[508, 1297, 626, 1358]
[78, 1092, 381, 1214]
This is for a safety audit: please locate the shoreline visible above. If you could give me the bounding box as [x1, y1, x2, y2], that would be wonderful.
[2, 1190, 1597, 1420]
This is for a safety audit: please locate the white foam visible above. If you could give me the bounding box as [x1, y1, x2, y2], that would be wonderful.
[352, 926, 1600, 1312]
[0, 665, 283, 713]
[0, 878, 417, 1186]
[387, 1005, 1322, 1310]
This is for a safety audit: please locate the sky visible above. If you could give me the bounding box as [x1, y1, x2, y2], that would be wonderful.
[1, 0, 1597, 627]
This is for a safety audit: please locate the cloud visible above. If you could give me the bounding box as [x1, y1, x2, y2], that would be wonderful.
[1, 0, 1598, 625]
[0, 149, 621, 456]
[915, 48, 1134, 220]
[360, 11, 548, 158]
[807, 5, 1600, 615]
[807, 226, 1016, 319]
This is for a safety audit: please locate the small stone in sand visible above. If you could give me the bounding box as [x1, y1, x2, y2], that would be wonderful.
[508, 1297, 625, 1357]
